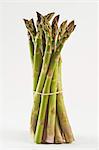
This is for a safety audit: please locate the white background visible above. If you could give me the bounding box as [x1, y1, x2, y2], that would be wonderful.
[0, 1, 98, 150]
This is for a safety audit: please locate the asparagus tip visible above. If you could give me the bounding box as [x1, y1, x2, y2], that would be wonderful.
[56, 14, 60, 21]
[36, 11, 43, 23]
[23, 18, 28, 23]
[36, 11, 42, 17]
[64, 20, 68, 24]
[50, 12, 55, 15]
[53, 14, 60, 22]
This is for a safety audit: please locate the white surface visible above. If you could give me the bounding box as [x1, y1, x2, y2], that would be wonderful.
[0, 1, 98, 150]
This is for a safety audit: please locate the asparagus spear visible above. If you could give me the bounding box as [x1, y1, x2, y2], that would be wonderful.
[23, 19, 36, 64]
[54, 20, 71, 143]
[23, 18, 36, 43]
[46, 63, 58, 143]
[55, 20, 67, 143]
[51, 20, 67, 144]
[34, 22, 75, 143]
[30, 12, 55, 136]
[46, 15, 59, 143]
[30, 14, 52, 135]
[33, 12, 55, 90]
[26, 16, 43, 135]
[57, 56, 74, 143]
[51, 15, 60, 51]
[56, 21, 76, 143]
[43, 12, 55, 54]
[44, 12, 55, 21]
[41, 13, 55, 142]
[57, 20, 67, 41]
[33, 32, 43, 91]
[38, 13, 55, 142]
[33, 12, 44, 91]
[28, 32, 34, 64]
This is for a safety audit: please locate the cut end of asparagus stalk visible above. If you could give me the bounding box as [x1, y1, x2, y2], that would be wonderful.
[46, 137, 54, 144]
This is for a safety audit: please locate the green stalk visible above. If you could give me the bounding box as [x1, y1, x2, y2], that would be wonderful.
[51, 15, 60, 51]
[23, 19, 36, 64]
[55, 20, 70, 143]
[46, 63, 58, 143]
[40, 13, 55, 143]
[42, 12, 55, 55]
[57, 57, 74, 143]
[27, 32, 34, 65]
[30, 12, 55, 136]
[42, 103, 48, 143]
[43, 12, 55, 55]
[46, 15, 59, 143]
[46, 19, 67, 143]
[56, 21, 76, 143]
[57, 20, 67, 41]
[33, 32, 42, 91]
[26, 17, 43, 134]
[30, 15, 52, 135]
[55, 116, 64, 143]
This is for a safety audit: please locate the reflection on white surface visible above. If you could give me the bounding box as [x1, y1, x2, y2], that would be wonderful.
[0, 129, 98, 150]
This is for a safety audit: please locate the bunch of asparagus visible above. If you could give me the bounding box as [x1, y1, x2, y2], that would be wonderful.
[23, 12, 76, 144]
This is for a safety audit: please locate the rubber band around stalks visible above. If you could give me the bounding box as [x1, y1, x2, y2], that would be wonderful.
[33, 90, 63, 96]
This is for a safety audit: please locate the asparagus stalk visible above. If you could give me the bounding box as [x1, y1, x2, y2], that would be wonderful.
[57, 20, 67, 41]
[23, 19, 36, 64]
[57, 56, 74, 143]
[43, 12, 55, 55]
[46, 63, 58, 143]
[40, 13, 55, 142]
[56, 21, 76, 143]
[55, 20, 69, 143]
[30, 14, 52, 135]
[48, 19, 67, 144]
[34, 22, 75, 143]
[33, 16, 43, 91]
[46, 15, 59, 143]
[51, 15, 60, 51]
[30, 12, 55, 135]
[28, 32, 34, 64]
[23, 18, 36, 43]
[33, 32, 43, 89]
[30, 17, 42, 134]
[33, 11, 55, 86]
[42, 104, 48, 143]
